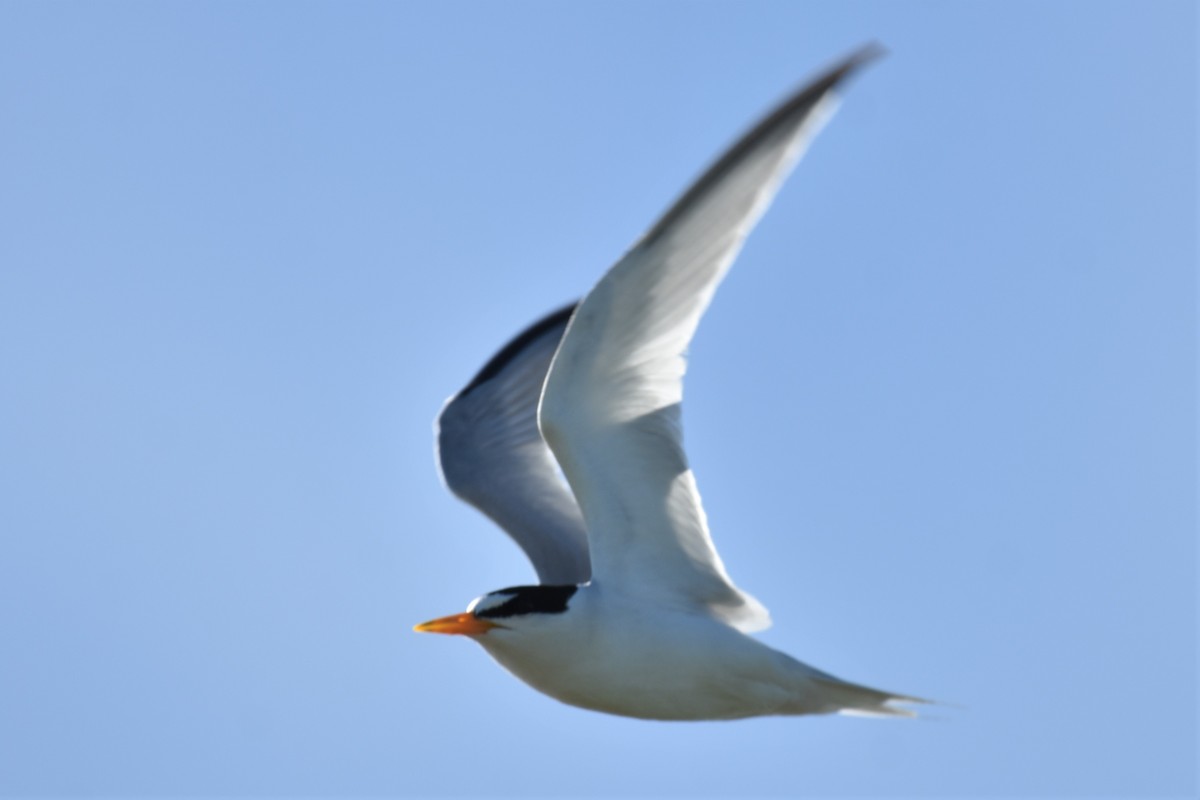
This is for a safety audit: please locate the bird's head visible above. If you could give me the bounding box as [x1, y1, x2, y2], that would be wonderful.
[413, 584, 579, 638]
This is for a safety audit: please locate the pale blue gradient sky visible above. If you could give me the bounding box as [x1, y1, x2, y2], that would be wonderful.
[0, 1, 1195, 796]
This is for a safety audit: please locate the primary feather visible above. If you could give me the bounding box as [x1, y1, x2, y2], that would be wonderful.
[540, 46, 882, 632]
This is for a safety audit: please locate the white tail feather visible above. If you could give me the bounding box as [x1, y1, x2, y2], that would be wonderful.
[811, 677, 929, 718]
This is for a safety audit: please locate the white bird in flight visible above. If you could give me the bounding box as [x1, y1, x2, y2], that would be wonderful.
[416, 44, 925, 720]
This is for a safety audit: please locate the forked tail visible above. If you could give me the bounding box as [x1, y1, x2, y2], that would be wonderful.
[811, 676, 930, 718]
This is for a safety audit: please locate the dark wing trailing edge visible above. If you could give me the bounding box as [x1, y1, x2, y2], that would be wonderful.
[436, 303, 591, 585]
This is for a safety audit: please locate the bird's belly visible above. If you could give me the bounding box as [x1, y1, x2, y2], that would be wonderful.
[482, 616, 796, 721]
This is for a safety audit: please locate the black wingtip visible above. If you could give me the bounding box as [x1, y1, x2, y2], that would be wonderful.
[849, 41, 888, 67]
[639, 43, 885, 251]
[458, 302, 579, 398]
[807, 41, 888, 96]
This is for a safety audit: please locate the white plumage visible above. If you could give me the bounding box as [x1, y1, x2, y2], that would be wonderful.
[419, 44, 926, 720]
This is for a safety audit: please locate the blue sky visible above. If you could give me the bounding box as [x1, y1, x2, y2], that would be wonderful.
[0, 1, 1195, 796]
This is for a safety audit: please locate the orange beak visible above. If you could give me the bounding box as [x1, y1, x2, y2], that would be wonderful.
[413, 612, 505, 636]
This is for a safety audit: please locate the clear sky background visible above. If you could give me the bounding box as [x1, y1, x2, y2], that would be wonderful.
[0, 1, 1195, 797]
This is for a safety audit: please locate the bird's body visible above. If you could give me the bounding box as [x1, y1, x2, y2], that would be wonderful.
[473, 584, 889, 721]
[417, 44, 925, 721]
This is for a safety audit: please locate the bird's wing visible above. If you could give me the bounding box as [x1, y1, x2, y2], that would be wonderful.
[437, 303, 591, 585]
[539, 46, 881, 632]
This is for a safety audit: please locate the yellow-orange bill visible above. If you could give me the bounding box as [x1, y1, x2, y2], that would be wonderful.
[413, 612, 504, 636]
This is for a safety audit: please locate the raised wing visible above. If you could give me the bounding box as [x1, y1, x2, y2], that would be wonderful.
[437, 303, 591, 585]
[539, 46, 882, 631]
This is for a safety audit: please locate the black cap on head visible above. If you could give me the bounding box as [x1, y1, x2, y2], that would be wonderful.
[472, 585, 578, 619]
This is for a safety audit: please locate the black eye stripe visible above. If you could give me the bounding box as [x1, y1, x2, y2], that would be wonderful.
[476, 585, 578, 619]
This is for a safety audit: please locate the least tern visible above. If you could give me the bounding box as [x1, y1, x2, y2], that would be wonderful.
[417, 44, 924, 720]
